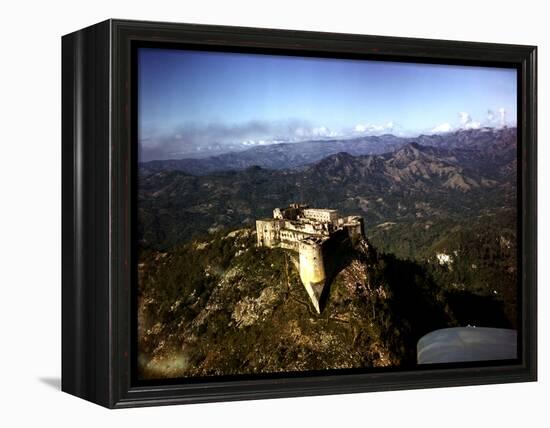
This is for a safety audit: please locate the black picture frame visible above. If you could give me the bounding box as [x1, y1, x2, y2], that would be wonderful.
[61, 19, 537, 408]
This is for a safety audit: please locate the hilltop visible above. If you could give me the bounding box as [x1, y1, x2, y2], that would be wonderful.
[138, 227, 514, 379]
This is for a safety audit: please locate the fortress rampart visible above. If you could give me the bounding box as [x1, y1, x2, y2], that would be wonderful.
[256, 204, 364, 313]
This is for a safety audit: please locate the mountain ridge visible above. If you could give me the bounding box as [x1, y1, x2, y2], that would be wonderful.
[138, 133, 516, 252]
[139, 127, 516, 176]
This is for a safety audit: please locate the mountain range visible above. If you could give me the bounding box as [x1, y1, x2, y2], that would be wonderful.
[139, 127, 516, 176]
[137, 126, 519, 378]
[138, 127, 517, 253]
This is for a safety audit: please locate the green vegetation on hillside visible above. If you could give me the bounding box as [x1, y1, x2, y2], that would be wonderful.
[138, 224, 514, 379]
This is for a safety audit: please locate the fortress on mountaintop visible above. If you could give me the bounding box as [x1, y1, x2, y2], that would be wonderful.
[256, 204, 364, 313]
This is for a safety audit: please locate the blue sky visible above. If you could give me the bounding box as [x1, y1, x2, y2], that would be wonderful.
[138, 48, 517, 161]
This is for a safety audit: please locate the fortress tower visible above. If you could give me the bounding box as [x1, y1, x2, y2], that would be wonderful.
[298, 238, 327, 313]
[255, 204, 364, 313]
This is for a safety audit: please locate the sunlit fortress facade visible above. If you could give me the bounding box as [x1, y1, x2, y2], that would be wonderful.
[256, 204, 364, 313]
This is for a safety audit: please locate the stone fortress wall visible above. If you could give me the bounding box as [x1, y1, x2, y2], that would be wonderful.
[256, 204, 364, 313]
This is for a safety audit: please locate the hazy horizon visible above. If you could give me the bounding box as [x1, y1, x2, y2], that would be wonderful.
[138, 48, 517, 162]
[139, 125, 517, 162]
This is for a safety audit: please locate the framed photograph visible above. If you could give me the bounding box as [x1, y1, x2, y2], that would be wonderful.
[62, 19, 537, 408]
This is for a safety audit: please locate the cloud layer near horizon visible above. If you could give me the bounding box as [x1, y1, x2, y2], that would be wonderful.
[430, 108, 511, 135]
[140, 107, 515, 162]
[139, 119, 403, 161]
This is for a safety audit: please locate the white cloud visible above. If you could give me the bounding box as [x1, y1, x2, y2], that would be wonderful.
[312, 126, 339, 138]
[464, 120, 481, 130]
[429, 111, 482, 134]
[498, 107, 507, 127]
[458, 112, 471, 125]
[486, 107, 509, 128]
[294, 126, 341, 139]
[457, 111, 481, 130]
[430, 123, 453, 134]
[410, 105, 515, 136]
[353, 121, 394, 135]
